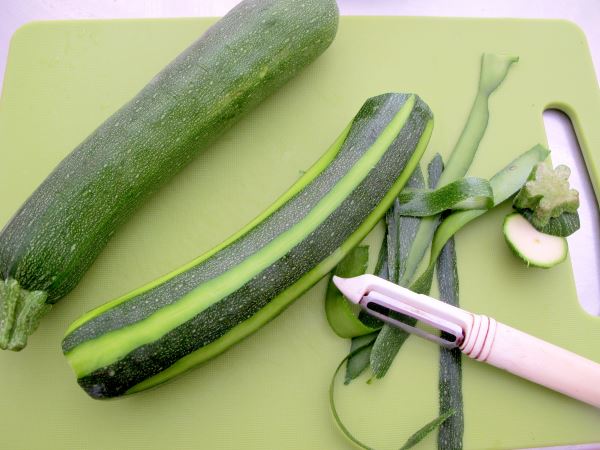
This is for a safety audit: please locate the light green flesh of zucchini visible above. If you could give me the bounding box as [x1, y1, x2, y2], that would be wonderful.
[64, 123, 354, 337]
[64, 95, 431, 384]
[131, 121, 432, 394]
[503, 213, 567, 268]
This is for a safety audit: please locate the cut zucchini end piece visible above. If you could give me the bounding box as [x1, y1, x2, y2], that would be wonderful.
[503, 213, 568, 269]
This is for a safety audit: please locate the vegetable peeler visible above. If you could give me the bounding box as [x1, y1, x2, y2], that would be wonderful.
[333, 274, 600, 409]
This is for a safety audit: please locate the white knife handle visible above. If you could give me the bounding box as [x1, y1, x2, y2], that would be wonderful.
[461, 314, 600, 408]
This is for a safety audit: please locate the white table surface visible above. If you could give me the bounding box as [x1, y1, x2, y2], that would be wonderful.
[1, 1, 599, 316]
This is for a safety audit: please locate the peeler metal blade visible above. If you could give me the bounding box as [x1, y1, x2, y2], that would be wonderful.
[360, 290, 464, 348]
[333, 274, 467, 349]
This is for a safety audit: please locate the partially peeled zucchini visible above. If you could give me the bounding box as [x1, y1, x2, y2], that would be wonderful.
[63, 93, 434, 399]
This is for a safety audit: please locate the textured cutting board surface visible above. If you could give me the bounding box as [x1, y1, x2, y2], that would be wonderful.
[1, 16, 600, 450]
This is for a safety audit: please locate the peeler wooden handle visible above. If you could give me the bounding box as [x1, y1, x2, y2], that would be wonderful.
[462, 314, 600, 409]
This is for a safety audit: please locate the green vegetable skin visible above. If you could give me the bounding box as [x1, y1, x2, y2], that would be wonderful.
[399, 53, 518, 286]
[395, 177, 493, 216]
[63, 93, 434, 399]
[0, 0, 339, 351]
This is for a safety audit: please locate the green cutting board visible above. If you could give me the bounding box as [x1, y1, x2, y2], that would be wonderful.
[1, 16, 600, 450]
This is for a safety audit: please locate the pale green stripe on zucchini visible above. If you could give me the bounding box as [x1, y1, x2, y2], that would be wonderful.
[66, 95, 421, 378]
[128, 119, 433, 394]
[64, 92, 433, 398]
[64, 122, 353, 337]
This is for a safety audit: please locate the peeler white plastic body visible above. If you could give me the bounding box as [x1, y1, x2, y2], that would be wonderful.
[333, 274, 600, 409]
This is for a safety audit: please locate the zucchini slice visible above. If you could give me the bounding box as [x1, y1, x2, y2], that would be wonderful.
[0, 0, 339, 350]
[503, 213, 568, 268]
[63, 93, 434, 399]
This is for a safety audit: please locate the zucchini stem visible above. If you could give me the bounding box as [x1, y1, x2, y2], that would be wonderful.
[0, 279, 50, 351]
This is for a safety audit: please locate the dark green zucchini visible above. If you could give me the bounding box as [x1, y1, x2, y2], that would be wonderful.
[62, 93, 434, 399]
[0, 0, 339, 350]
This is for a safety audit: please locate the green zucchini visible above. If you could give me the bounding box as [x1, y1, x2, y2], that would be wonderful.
[62, 92, 434, 399]
[0, 0, 339, 350]
[503, 212, 568, 268]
